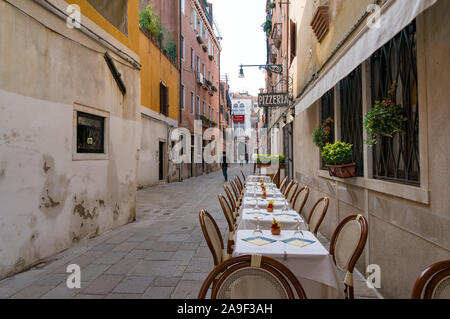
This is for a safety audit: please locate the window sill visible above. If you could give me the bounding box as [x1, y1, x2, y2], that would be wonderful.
[73, 153, 109, 161]
[317, 170, 429, 204]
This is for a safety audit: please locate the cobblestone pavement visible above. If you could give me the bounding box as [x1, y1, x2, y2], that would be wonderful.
[0, 164, 382, 299]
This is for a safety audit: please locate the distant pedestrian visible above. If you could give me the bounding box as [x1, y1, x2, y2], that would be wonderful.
[222, 152, 229, 181]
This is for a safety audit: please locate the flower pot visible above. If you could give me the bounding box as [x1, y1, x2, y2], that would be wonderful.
[267, 207, 274, 213]
[326, 163, 356, 178]
[262, 193, 267, 199]
[271, 228, 280, 235]
[257, 163, 285, 169]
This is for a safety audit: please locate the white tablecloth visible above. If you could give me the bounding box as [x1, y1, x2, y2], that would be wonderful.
[247, 175, 271, 183]
[237, 208, 305, 231]
[233, 230, 344, 299]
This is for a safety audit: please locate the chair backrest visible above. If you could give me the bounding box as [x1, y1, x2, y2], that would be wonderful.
[329, 214, 368, 299]
[292, 186, 309, 217]
[234, 176, 243, 192]
[240, 170, 246, 182]
[218, 194, 235, 232]
[198, 255, 307, 299]
[279, 176, 288, 193]
[411, 260, 450, 299]
[236, 175, 244, 190]
[287, 181, 299, 203]
[307, 197, 329, 235]
[283, 180, 294, 197]
[199, 210, 226, 266]
[224, 185, 237, 212]
[272, 170, 280, 186]
[230, 180, 240, 202]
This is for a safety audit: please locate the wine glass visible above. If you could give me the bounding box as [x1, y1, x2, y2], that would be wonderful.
[282, 199, 288, 212]
[253, 216, 263, 235]
[293, 218, 304, 238]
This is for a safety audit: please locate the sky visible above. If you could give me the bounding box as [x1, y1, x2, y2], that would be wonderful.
[209, 0, 267, 96]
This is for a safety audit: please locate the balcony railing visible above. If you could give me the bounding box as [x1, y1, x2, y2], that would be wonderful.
[271, 23, 282, 49]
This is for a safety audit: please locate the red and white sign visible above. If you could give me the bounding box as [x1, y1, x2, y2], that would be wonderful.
[233, 115, 245, 123]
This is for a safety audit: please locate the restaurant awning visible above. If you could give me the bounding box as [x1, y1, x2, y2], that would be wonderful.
[294, 0, 437, 115]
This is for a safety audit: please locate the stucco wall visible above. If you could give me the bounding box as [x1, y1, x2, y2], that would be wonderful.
[290, 0, 450, 298]
[0, 0, 140, 279]
[139, 31, 180, 121]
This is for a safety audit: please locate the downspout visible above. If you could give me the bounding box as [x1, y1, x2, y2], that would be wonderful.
[178, 0, 183, 182]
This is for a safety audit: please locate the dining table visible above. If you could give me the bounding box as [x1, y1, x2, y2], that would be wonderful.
[232, 229, 345, 299]
[231, 175, 344, 299]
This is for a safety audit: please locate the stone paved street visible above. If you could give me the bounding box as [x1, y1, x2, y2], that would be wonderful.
[0, 165, 382, 299]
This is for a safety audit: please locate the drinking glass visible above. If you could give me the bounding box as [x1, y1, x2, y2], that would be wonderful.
[293, 218, 304, 238]
[253, 217, 263, 235]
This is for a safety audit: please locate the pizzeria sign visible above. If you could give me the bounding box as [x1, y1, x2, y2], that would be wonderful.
[258, 93, 290, 108]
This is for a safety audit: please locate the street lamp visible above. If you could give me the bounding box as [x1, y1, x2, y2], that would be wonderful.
[238, 64, 283, 79]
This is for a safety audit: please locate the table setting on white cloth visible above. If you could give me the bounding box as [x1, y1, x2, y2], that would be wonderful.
[232, 229, 345, 299]
[232, 174, 344, 299]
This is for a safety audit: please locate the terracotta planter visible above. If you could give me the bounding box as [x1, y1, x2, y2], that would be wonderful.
[271, 228, 280, 235]
[267, 206, 274, 213]
[326, 163, 356, 178]
[257, 163, 285, 169]
[262, 193, 267, 199]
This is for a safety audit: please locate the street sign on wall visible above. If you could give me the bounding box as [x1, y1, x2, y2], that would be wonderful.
[258, 93, 290, 107]
[233, 115, 245, 123]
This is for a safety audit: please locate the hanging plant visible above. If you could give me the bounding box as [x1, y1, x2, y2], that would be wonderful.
[364, 81, 407, 146]
[262, 19, 272, 37]
[270, 2, 276, 9]
[313, 117, 334, 149]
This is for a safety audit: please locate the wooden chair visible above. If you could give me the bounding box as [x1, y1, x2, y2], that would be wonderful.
[240, 169, 246, 183]
[234, 176, 244, 195]
[218, 194, 237, 255]
[411, 260, 450, 299]
[286, 181, 299, 204]
[279, 176, 288, 193]
[306, 197, 329, 235]
[329, 214, 368, 299]
[272, 170, 280, 187]
[230, 180, 242, 208]
[292, 186, 309, 217]
[224, 185, 238, 215]
[199, 210, 231, 267]
[236, 175, 244, 191]
[198, 255, 307, 299]
[283, 180, 295, 197]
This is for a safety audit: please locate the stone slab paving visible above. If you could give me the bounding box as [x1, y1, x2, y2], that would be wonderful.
[0, 165, 382, 299]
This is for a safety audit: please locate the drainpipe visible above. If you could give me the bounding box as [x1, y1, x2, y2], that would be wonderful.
[178, 0, 183, 182]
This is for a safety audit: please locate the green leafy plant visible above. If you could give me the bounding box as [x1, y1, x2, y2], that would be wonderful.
[321, 141, 353, 165]
[270, 2, 276, 9]
[364, 81, 407, 146]
[257, 154, 285, 165]
[208, 55, 214, 61]
[312, 117, 334, 149]
[262, 19, 272, 37]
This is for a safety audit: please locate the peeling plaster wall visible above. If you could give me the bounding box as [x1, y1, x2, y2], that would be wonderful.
[0, 0, 140, 279]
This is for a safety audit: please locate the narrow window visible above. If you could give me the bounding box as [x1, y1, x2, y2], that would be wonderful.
[181, 35, 185, 61]
[191, 92, 195, 114]
[160, 82, 169, 116]
[339, 66, 364, 176]
[77, 112, 105, 154]
[180, 0, 185, 14]
[181, 84, 185, 110]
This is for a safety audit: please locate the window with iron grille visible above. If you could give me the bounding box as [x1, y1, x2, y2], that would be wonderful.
[77, 112, 105, 154]
[160, 82, 169, 116]
[320, 88, 334, 169]
[370, 21, 419, 185]
[340, 65, 364, 176]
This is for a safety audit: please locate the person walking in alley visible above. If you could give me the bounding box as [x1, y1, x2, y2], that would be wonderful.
[222, 151, 229, 181]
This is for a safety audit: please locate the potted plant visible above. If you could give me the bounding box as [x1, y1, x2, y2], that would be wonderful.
[202, 44, 208, 52]
[321, 141, 356, 178]
[364, 82, 406, 146]
[196, 35, 203, 44]
[270, 2, 276, 9]
[312, 117, 334, 150]
[211, 86, 218, 92]
[256, 155, 285, 168]
[208, 55, 214, 61]
[270, 218, 281, 235]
